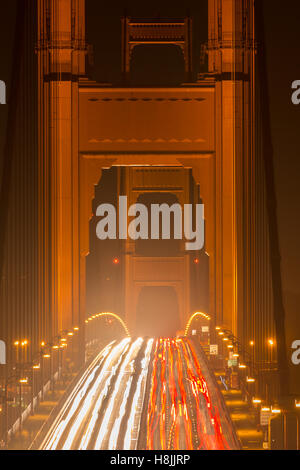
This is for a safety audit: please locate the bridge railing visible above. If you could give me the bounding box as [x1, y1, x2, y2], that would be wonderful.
[214, 326, 280, 402]
[185, 318, 281, 419]
[0, 327, 81, 447]
[0, 312, 131, 447]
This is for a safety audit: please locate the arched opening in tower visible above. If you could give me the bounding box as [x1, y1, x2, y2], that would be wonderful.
[86, 168, 124, 318]
[86, 167, 210, 339]
[130, 45, 185, 86]
[135, 192, 181, 257]
[135, 286, 180, 337]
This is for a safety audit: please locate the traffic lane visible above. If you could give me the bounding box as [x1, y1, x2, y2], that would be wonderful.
[186, 338, 239, 449]
[40, 340, 120, 450]
[63, 338, 133, 450]
[147, 338, 193, 450]
[40, 338, 137, 450]
[179, 338, 229, 450]
[93, 337, 147, 450]
[146, 338, 235, 450]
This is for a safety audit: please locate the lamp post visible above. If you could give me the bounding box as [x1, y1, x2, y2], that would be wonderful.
[249, 341, 255, 375]
[18, 378, 22, 430]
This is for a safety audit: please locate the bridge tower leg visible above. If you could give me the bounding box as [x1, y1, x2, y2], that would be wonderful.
[207, 0, 255, 336]
[37, 0, 86, 359]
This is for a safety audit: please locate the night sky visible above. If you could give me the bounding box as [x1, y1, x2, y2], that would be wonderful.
[261, 1, 300, 370]
[0, 1, 299, 385]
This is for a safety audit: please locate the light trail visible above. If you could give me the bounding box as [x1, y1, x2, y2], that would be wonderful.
[40, 341, 114, 450]
[182, 338, 231, 449]
[71, 338, 131, 450]
[146, 338, 160, 450]
[77, 345, 127, 450]
[123, 338, 153, 450]
[109, 375, 133, 450]
[41, 339, 130, 450]
[159, 338, 167, 449]
[175, 340, 194, 449]
[94, 338, 143, 449]
[167, 339, 178, 450]
[146, 337, 237, 450]
[39, 337, 239, 451]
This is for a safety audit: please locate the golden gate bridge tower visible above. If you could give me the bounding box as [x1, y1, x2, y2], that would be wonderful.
[37, 0, 267, 355]
[0, 0, 295, 450]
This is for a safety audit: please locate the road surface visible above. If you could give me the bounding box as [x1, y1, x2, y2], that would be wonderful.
[39, 337, 239, 450]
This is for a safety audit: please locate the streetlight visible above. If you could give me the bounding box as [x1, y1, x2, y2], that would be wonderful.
[246, 377, 255, 383]
[271, 407, 281, 414]
[249, 340, 255, 372]
[19, 378, 28, 384]
[252, 398, 262, 404]
[267, 339, 275, 369]
[21, 340, 29, 362]
[14, 341, 20, 362]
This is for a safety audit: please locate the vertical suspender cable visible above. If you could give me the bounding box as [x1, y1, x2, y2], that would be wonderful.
[0, 0, 26, 280]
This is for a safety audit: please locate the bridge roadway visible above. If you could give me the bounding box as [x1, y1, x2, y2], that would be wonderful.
[37, 337, 240, 450]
